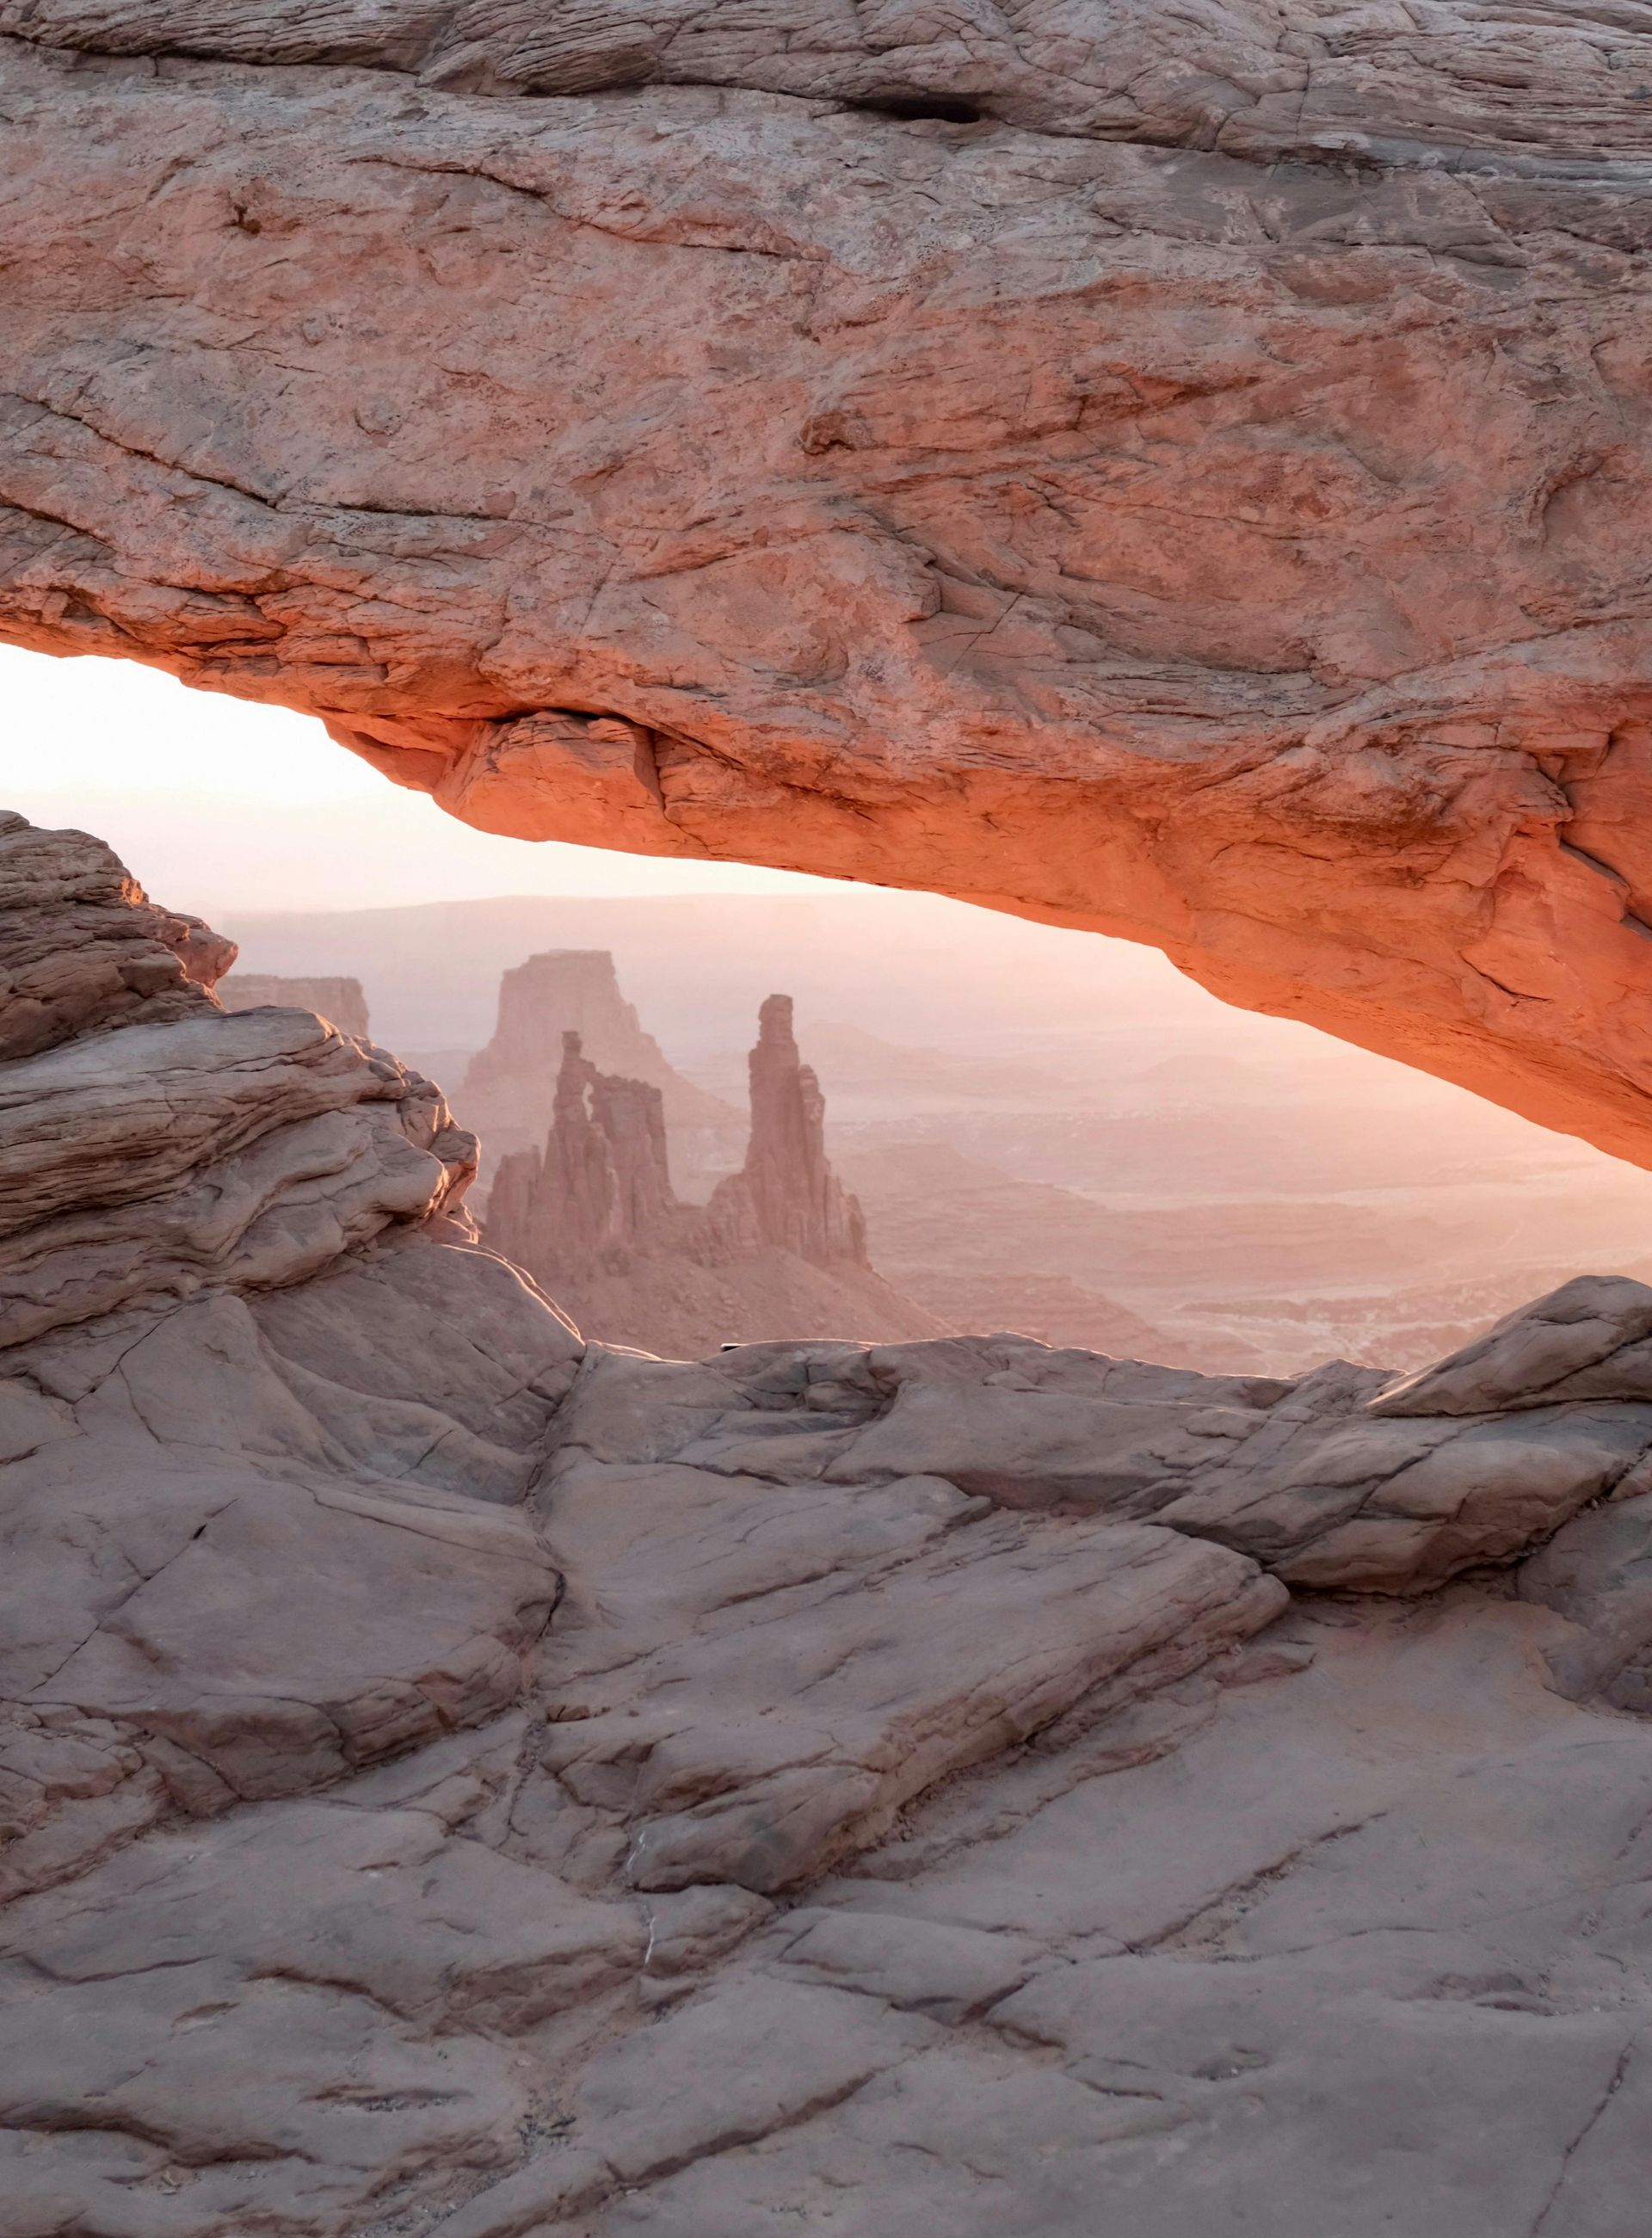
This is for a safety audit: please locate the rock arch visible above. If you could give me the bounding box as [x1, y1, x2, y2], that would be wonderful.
[5, 4, 1652, 1172]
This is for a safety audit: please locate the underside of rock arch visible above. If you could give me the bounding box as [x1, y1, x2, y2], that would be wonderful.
[7, 3, 1652, 1161]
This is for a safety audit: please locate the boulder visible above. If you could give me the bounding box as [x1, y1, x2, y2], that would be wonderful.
[1373, 1275, 1652, 1417]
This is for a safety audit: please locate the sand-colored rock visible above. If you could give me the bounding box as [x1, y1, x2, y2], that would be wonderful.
[0, 818, 581, 1909]
[1522, 1490, 1652, 1715]
[535, 1344, 1286, 1893]
[1374, 1273, 1652, 1419]
[218, 970, 370, 1039]
[0, 811, 232, 1059]
[9, 25, 1652, 1161]
[0, 1004, 478, 1348]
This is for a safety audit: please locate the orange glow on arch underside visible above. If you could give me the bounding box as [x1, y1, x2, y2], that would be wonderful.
[0, 644, 839, 914]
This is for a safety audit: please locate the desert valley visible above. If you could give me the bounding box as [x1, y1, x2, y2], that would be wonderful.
[223, 889, 1652, 1376]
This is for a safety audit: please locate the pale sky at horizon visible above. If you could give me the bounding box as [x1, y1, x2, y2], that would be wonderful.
[0, 644, 1630, 1147]
[0, 644, 839, 916]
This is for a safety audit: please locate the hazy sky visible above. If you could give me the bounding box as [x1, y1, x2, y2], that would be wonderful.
[0, 644, 835, 916]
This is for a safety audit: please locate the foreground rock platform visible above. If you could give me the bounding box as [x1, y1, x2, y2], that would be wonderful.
[9, 10, 1652, 1165]
[8, 815, 1652, 2234]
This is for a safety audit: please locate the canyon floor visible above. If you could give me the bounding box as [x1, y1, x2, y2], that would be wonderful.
[5, 814, 1652, 2235]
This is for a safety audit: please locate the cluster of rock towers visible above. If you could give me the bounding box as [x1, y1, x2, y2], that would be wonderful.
[484, 993, 866, 1293]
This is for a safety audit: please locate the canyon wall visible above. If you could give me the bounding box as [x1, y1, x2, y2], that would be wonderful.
[6, 9, 1652, 1161]
[218, 971, 370, 1039]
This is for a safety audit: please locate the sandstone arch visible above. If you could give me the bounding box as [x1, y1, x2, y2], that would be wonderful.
[5, 6, 1652, 1162]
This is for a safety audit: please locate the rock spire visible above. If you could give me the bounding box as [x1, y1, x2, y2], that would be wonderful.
[482, 990, 932, 1355]
[704, 995, 867, 1268]
[486, 1029, 686, 1279]
[487, 994, 868, 1289]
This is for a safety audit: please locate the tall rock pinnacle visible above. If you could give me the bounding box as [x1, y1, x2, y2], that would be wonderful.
[706, 995, 867, 1269]
[482, 986, 918, 1354]
[487, 1030, 683, 1279]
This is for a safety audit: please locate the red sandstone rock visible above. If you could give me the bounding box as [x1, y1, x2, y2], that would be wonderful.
[7, 24, 1652, 1159]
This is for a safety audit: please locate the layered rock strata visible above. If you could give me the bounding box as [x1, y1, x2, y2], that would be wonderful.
[9, 17, 1652, 1161]
[0, 811, 233, 1058]
[218, 970, 370, 1039]
[0, 814, 582, 1910]
[12, 815, 1652, 2230]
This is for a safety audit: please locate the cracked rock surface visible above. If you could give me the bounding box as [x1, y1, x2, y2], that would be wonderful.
[9, 817, 1652, 2232]
[9, 13, 1652, 1162]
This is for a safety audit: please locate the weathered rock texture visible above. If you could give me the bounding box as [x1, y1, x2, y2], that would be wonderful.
[461, 949, 738, 1182]
[218, 970, 370, 1039]
[15, 814, 1652, 2232]
[0, 811, 234, 1058]
[485, 997, 940, 1355]
[8, 12, 1652, 1162]
[0, 815, 583, 1928]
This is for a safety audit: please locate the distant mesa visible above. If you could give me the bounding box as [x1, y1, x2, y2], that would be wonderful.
[219, 971, 370, 1041]
[485, 991, 945, 1357]
[459, 947, 740, 1189]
